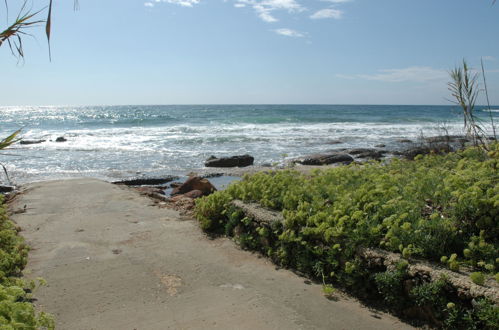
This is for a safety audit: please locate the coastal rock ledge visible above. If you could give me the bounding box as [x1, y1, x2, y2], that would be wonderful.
[294, 153, 354, 166]
[205, 154, 254, 168]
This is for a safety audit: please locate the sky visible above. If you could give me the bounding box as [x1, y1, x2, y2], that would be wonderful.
[1, 0, 499, 105]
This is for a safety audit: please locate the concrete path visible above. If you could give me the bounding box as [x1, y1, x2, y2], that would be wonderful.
[10, 179, 413, 330]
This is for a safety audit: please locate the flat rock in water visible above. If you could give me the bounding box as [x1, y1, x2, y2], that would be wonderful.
[347, 148, 386, 160]
[325, 140, 343, 145]
[205, 154, 254, 168]
[20, 139, 46, 145]
[0, 185, 15, 193]
[112, 176, 179, 186]
[295, 153, 354, 165]
[55, 137, 67, 142]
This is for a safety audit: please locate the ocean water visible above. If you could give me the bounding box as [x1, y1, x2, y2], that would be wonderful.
[0, 104, 497, 184]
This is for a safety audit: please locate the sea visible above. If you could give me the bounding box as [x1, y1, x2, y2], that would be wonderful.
[0, 104, 497, 184]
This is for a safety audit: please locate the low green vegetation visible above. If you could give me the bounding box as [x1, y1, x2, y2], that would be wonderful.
[0, 196, 54, 329]
[195, 144, 499, 328]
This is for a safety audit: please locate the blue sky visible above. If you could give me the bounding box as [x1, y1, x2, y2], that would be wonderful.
[1, 0, 498, 105]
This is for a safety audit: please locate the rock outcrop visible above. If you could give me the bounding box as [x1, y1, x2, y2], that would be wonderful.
[20, 140, 46, 145]
[295, 153, 354, 166]
[205, 155, 254, 168]
[171, 176, 216, 197]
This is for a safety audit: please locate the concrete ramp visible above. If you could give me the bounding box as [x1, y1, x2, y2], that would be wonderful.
[10, 178, 412, 330]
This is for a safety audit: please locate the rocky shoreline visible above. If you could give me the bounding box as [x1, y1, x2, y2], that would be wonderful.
[4, 134, 494, 196]
[101, 134, 498, 217]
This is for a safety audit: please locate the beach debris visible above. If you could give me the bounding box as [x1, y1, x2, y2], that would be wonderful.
[171, 176, 216, 197]
[55, 136, 67, 142]
[20, 139, 46, 145]
[294, 152, 354, 166]
[205, 154, 254, 168]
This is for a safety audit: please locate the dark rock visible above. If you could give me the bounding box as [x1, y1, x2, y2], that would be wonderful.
[346, 148, 386, 160]
[347, 148, 386, 160]
[402, 144, 453, 160]
[396, 139, 413, 143]
[183, 190, 204, 199]
[113, 176, 178, 186]
[325, 140, 343, 145]
[20, 139, 46, 145]
[55, 137, 67, 142]
[355, 151, 386, 160]
[295, 153, 354, 165]
[424, 135, 472, 144]
[347, 148, 386, 156]
[375, 144, 386, 148]
[0, 185, 15, 193]
[205, 154, 254, 168]
[347, 148, 374, 155]
[169, 182, 183, 188]
[402, 147, 432, 160]
[201, 173, 223, 178]
[171, 176, 216, 196]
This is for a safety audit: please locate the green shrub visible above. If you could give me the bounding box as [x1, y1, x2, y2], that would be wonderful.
[374, 270, 406, 305]
[470, 272, 485, 286]
[0, 197, 54, 329]
[195, 144, 499, 326]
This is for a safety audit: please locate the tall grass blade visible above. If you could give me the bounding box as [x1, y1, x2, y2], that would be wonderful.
[481, 58, 497, 141]
[46, 0, 52, 61]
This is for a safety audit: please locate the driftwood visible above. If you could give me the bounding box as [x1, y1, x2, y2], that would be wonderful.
[230, 199, 498, 303]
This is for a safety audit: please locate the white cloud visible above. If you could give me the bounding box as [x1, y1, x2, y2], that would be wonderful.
[337, 67, 448, 83]
[235, 0, 304, 23]
[310, 8, 343, 19]
[146, 0, 200, 8]
[234, 3, 246, 7]
[273, 28, 304, 37]
[164, 0, 200, 7]
[322, 0, 352, 3]
[483, 56, 496, 61]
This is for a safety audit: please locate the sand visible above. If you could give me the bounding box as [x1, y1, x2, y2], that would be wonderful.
[9, 178, 413, 330]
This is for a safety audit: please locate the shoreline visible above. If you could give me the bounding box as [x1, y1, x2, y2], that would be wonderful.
[5, 133, 489, 187]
